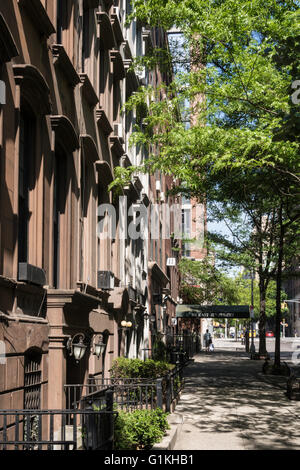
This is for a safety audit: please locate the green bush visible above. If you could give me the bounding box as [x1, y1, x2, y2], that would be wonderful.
[110, 357, 173, 379]
[152, 339, 168, 362]
[114, 408, 170, 450]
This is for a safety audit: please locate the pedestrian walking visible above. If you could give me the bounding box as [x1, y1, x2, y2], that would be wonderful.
[204, 329, 212, 352]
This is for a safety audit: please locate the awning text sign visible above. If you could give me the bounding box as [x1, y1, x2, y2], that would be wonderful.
[176, 305, 250, 319]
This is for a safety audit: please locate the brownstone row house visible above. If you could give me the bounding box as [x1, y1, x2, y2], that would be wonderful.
[0, 0, 181, 414]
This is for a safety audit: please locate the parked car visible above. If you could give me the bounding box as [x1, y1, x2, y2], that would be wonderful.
[266, 330, 274, 337]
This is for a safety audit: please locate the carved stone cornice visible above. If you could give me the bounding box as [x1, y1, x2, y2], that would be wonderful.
[110, 10, 124, 45]
[19, 0, 56, 38]
[80, 134, 99, 163]
[110, 50, 125, 81]
[96, 108, 113, 135]
[109, 135, 125, 158]
[95, 160, 114, 187]
[46, 290, 76, 308]
[148, 262, 170, 286]
[142, 192, 150, 207]
[50, 115, 79, 153]
[79, 73, 99, 108]
[0, 14, 19, 63]
[97, 12, 115, 50]
[47, 288, 108, 310]
[48, 334, 69, 350]
[13, 64, 51, 115]
[52, 44, 81, 88]
[132, 175, 143, 193]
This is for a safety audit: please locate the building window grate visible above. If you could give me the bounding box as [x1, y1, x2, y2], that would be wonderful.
[24, 353, 42, 410]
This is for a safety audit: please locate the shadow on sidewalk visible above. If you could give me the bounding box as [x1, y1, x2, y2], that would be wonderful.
[174, 350, 300, 450]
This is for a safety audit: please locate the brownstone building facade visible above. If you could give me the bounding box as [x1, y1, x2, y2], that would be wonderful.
[0, 1, 180, 414]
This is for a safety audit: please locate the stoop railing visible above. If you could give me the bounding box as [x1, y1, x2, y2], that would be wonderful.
[0, 404, 117, 450]
[65, 363, 185, 413]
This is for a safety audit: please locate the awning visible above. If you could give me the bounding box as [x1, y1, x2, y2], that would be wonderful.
[176, 305, 250, 319]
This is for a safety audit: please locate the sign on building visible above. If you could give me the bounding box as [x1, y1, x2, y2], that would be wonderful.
[176, 304, 250, 319]
[166, 258, 176, 266]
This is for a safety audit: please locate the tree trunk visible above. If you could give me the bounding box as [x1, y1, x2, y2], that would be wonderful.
[258, 284, 267, 355]
[274, 205, 284, 367]
[258, 223, 267, 356]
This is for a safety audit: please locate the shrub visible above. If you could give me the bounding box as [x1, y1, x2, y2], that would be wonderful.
[152, 339, 168, 361]
[114, 408, 169, 450]
[110, 357, 173, 379]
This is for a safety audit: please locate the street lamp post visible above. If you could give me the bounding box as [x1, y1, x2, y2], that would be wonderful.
[250, 271, 256, 357]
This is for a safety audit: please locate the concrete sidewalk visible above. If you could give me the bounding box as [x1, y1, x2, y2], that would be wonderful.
[170, 349, 300, 450]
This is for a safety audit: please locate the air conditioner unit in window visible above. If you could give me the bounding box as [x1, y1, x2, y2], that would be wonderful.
[97, 271, 115, 290]
[18, 263, 46, 287]
[155, 180, 161, 192]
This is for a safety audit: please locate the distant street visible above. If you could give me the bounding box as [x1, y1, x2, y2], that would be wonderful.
[214, 337, 300, 363]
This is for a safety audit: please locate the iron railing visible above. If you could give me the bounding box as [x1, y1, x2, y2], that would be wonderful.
[0, 405, 117, 450]
[165, 333, 201, 362]
[64, 364, 185, 413]
[0, 365, 185, 450]
[64, 383, 109, 412]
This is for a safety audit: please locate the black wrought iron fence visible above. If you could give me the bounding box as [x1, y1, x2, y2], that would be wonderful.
[64, 383, 109, 411]
[0, 406, 117, 450]
[165, 333, 200, 363]
[65, 364, 185, 413]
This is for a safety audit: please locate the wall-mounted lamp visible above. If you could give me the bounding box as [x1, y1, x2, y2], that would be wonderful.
[143, 312, 150, 321]
[93, 334, 106, 359]
[121, 320, 133, 329]
[67, 333, 87, 363]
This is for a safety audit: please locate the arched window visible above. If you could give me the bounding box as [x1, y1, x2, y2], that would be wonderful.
[18, 105, 36, 264]
[53, 145, 67, 288]
[24, 348, 42, 410]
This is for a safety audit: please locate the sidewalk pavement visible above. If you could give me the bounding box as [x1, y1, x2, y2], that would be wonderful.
[165, 347, 300, 450]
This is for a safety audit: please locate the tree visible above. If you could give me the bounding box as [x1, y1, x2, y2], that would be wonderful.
[179, 256, 239, 305]
[207, 184, 300, 357]
[232, 273, 288, 323]
[119, 0, 300, 363]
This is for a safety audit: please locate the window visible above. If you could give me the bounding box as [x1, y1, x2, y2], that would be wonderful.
[126, 0, 132, 15]
[18, 108, 35, 264]
[136, 21, 142, 57]
[99, 49, 105, 94]
[57, 0, 64, 44]
[82, 7, 90, 73]
[24, 350, 42, 410]
[53, 147, 66, 288]
[182, 208, 191, 257]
